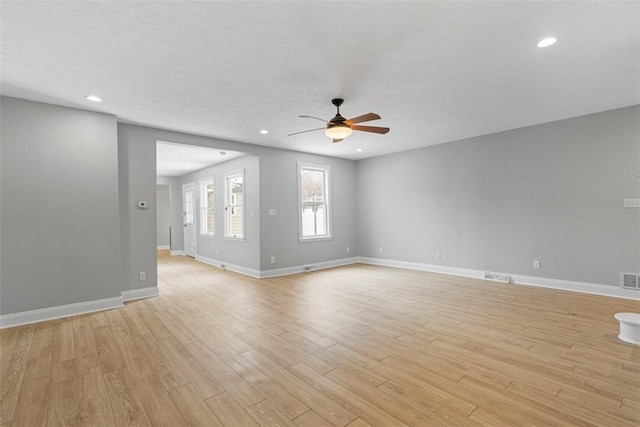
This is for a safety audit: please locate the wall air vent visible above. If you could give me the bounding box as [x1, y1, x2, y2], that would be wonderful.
[620, 273, 640, 290]
[483, 272, 511, 283]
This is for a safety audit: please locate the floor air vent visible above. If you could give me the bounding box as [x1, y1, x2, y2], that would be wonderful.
[620, 273, 640, 290]
[483, 272, 511, 283]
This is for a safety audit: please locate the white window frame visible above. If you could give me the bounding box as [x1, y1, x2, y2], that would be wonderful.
[200, 178, 215, 237]
[224, 170, 245, 240]
[297, 162, 332, 242]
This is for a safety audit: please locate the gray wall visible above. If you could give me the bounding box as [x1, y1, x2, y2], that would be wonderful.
[121, 123, 358, 275]
[156, 185, 171, 247]
[1, 97, 122, 314]
[356, 106, 640, 286]
[174, 155, 261, 270]
[259, 150, 357, 271]
[118, 124, 158, 292]
[4, 95, 632, 320]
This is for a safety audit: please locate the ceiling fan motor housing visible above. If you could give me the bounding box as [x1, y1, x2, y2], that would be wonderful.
[330, 98, 347, 126]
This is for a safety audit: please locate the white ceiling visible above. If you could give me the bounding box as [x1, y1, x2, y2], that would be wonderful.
[1, 2, 638, 160]
[156, 141, 246, 177]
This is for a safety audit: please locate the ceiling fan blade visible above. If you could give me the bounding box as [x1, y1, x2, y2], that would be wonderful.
[345, 113, 381, 125]
[298, 115, 328, 123]
[332, 138, 343, 143]
[351, 124, 390, 134]
[288, 127, 326, 136]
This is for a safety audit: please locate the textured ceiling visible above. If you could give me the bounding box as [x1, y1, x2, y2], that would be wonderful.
[156, 141, 247, 177]
[1, 1, 638, 160]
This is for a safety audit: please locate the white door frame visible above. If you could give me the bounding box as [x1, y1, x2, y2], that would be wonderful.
[182, 182, 196, 257]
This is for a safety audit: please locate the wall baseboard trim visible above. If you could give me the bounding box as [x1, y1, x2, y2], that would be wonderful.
[157, 245, 170, 250]
[122, 286, 160, 302]
[358, 257, 640, 301]
[195, 255, 261, 279]
[193, 255, 359, 279]
[259, 257, 360, 278]
[0, 296, 124, 329]
[510, 273, 640, 300]
[170, 250, 185, 256]
[358, 257, 480, 280]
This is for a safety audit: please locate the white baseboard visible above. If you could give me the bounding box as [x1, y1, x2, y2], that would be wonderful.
[196, 255, 261, 279]
[157, 245, 170, 250]
[0, 296, 124, 329]
[122, 286, 160, 302]
[0, 286, 161, 329]
[358, 257, 640, 301]
[358, 257, 480, 280]
[259, 257, 360, 278]
[170, 250, 185, 256]
[510, 273, 640, 300]
[195, 255, 359, 279]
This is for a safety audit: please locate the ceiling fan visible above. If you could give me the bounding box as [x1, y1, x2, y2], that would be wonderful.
[289, 98, 389, 143]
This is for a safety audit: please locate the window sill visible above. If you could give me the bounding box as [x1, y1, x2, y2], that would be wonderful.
[200, 233, 215, 238]
[299, 236, 333, 243]
[224, 236, 245, 242]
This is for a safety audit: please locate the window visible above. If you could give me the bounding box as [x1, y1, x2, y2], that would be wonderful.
[200, 179, 214, 235]
[184, 188, 194, 224]
[225, 172, 244, 239]
[298, 162, 331, 240]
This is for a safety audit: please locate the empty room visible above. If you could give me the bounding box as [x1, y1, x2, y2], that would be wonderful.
[1, 2, 639, 426]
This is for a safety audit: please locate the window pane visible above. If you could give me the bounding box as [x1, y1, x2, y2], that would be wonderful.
[203, 182, 214, 234]
[230, 204, 243, 237]
[226, 173, 244, 238]
[301, 169, 325, 202]
[185, 191, 194, 224]
[301, 203, 326, 237]
[298, 164, 330, 239]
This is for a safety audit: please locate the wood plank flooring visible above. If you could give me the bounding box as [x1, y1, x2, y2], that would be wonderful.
[1, 251, 639, 426]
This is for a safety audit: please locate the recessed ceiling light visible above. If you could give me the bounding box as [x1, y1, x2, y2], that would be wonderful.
[85, 95, 102, 102]
[356, 148, 363, 152]
[260, 129, 269, 134]
[537, 37, 557, 48]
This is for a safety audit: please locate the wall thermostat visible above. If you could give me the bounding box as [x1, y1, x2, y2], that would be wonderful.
[137, 201, 149, 209]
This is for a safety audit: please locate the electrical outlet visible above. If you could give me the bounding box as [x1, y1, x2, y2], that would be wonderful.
[379, 247, 383, 254]
[270, 256, 276, 264]
[533, 260, 541, 269]
[139, 271, 146, 280]
[346, 246, 350, 253]
[436, 252, 441, 260]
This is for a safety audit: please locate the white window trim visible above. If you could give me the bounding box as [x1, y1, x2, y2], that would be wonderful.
[200, 178, 215, 237]
[224, 169, 245, 241]
[297, 161, 332, 242]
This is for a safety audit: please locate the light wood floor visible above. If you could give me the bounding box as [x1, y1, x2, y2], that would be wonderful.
[2, 252, 639, 426]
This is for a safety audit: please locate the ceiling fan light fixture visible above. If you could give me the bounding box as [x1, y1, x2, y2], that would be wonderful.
[325, 125, 353, 140]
